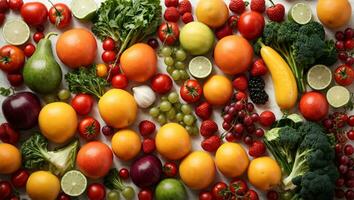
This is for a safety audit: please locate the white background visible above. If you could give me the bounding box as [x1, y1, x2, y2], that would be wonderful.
[0, 0, 354, 199]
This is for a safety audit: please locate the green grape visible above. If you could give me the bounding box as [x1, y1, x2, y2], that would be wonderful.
[161, 47, 172, 57]
[107, 191, 120, 200]
[179, 121, 185, 126]
[174, 102, 182, 110]
[161, 96, 168, 101]
[57, 89, 71, 101]
[191, 126, 199, 135]
[183, 114, 195, 126]
[185, 125, 193, 134]
[157, 114, 167, 125]
[166, 66, 174, 74]
[171, 70, 181, 81]
[175, 49, 187, 61]
[179, 69, 189, 80]
[175, 61, 186, 69]
[168, 92, 179, 103]
[160, 101, 172, 112]
[176, 112, 184, 121]
[181, 104, 192, 114]
[167, 108, 176, 120]
[43, 94, 58, 104]
[149, 107, 160, 117]
[164, 56, 174, 67]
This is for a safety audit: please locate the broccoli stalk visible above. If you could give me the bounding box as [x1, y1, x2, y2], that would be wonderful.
[21, 133, 79, 176]
[104, 169, 135, 200]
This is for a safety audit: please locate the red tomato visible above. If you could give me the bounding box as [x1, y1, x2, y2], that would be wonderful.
[0, 45, 25, 73]
[87, 183, 106, 200]
[180, 79, 202, 103]
[212, 182, 229, 200]
[103, 38, 116, 51]
[232, 74, 248, 91]
[21, 2, 48, 26]
[48, 3, 72, 29]
[0, 181, 12, 200]
[11, 169, 29, 188]
[8, 0, 23, 10]
[71, 94, 94, 115]
[138, 189, 153, 200]
[111, 74, 129, 89]
[299, 91, 329, 121]
[33, 32, 44, 43]
[0, 0, 9, 12]
[348, 115, 354, 127]
[237, 11, 265, 40]
[229, 178, 248, 195]
[151, 73, 173, 94]
[23, 43, 36, 57]
[158, 22, 180, 45]
[163, 162, 178, 177]
[247, 189, 259, 200]
[199, 191, 213, 200]
[334, 64, 354, 86]
[7, 73, 23, 87]
[57, 192, 71, 200]
[79, 117, 101, 141]
[259, 111, 276, 127]
[119, 168, 130, 180]
[102, 51, 116, 63]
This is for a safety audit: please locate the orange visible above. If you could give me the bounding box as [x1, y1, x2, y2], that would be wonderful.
[0, 143, 21, 174]
[196, 0, 229, 28]
[247, 156, 281, 191]
[214, 35, 253, 75]
[26, 171, 60, 200]
[179, 151, 216, 189]
[215, 143, 249, 178]
[120, 43, 157, 82]
[317, 0, 352, 29]
[111, 129, 141, 161]
[56, 28, 97, 69]
[156, 123, 191, 160]
[203, 75, 233, 106]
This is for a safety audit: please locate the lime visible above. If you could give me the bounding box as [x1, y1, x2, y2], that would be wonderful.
[2, 19, 30, 46]
[188, 56, 212, 79]
[326, 86, 351, 108]
[289, 3, 312, 25]
[306, 64, 332, 90]
[71, 0, 97, 21]
[61, 170, 87, 197]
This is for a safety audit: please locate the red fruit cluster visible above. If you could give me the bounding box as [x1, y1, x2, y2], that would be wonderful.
[205, 180, 259, 200]
[335, 27, 354, 66]
[164, 0, 193, 24]
[200, 120, 221, 152]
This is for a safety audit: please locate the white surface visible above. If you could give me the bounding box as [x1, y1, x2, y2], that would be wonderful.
[0, 0, 353, 199]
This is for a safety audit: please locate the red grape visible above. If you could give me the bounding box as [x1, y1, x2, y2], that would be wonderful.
[345, 145, 354, 156]
[243, 136, 253, 145]
[266, 190, 279, 200]
[336, 189, 345, 198]
[243, 115, 253, 126]
[234, 101, 244, 111]
[337, 178, 345, 187]
[234, 123, 244, 134]
[246, 103, 254, 112]
[339, 165, 348, 174]
[147, 38, 159, 49]
[222, 121, 231, 130]
[238, 110, 246, 118]
[223, 114, 233, 123]
[338, 51, 348, 61]
[347, 130, 354, 140]
[336, 31, 345, 41]
[336, 40, 345, 50]
[226, 132, 236, 142]
[345, 189, 354, 200]
[345, 28, 354, 39]
[346, 179, 354, 188]
[340, 155, 350, 165]
[251, 113, 259, 122]
[322, 119, 333, 129]
[228, 106, 237, 115]
[255, 128, 265, 137]
[346, 57, 354, 66]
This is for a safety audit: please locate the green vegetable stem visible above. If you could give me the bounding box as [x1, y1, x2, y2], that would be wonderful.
[104, 168, 135, 200]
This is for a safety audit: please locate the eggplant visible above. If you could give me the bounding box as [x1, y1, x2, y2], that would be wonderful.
[130, 155, 162, 187]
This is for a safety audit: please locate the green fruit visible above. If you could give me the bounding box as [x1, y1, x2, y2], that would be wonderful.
[71, 0, 98, 21]
[155, 179, 187, 200]
[179, 22, 214, 55]
[23, 33, 62, 94]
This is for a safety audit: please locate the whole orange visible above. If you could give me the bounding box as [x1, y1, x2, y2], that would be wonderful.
[214, 35, 253, 75]
[56, 28, 97, 69]
[111, 129, 141, 161]
[0, 143, 21, 174]
[196, 0, 229, 28]
[203, 75, 233, 106]
[317, 0, 352, 29]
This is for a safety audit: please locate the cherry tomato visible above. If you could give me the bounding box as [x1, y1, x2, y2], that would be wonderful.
[8, 0, 22, 10]
[71, 94, 94, 115]
[87, 183, 106, 200]
[347, 130, 354, 140]
[228, 15, 239, 30]
[102, 51, 116, 63]
[247, 189, 259, 200]
[163, 162, 178, 177]
[119, 168, 130, 180]
[199, 191, 213, 200]
[11, 169, 29, 188]
[151, 73, 173, 94]
[180, 79, 202, 103]
[0, 45, 25, 73]
[107, 64, 120, 81]
[334, 64, 354, 86]
[111, 74, 129, 89]
[229, 178, 248, 195]
[0, 181, 12, 200]
[0, 0, 9, 12]
[158, 22, 179, 45]
[299, 92, 329, 121]
[95, 63, 108, 78]
[102, 38, 116, 51]
[212, 182, 229, 200]
[348, 115, 354, 127]
[78, 117, 101, 141]
[21, 2, 48, 26]
[33, 32, 44, 43]
[237, 11, 265, 40]
[138, 189, 153, 200]
[48, 3, 72, 29]
[259, 110, 276, 127]
[7, 73, 23, 87]
[23, 43, 36, 57]
[57, 192, 71, 200]
[0, 13, 5, 26]
[0, 123, 20, 145]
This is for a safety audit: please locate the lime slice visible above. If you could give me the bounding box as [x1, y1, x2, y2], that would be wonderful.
[71, 0, 97, 21]
[306, 64, 332, 90]
[326, 86, 351, 108]
[2, 19, 30, 46]
[188, 56, 212, 79]
[61, 170, 87, 197]
[289, 3, 312, 25]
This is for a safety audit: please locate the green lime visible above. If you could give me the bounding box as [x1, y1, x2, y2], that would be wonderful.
[3, 19, 30, 46]
[188, 56, 212, 79]
[71, 0, 97, 21]
[326, 86, 351, 108]
[306, 64, 332, 90]
[61, 170, 87, 197]
[289, 3, 312, 25]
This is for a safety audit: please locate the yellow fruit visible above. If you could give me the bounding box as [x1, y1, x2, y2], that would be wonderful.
[215, 143, 249, 178]
[156, 123, 191, 160]
[317, 0, 352, 29]
[179, 151, 216, 189]
[247, 156, 281, 191]
[98, 89, 138, 129]
[111, 129, 141, 161]
[0, 143, 21, 174]
[39, 102, 77, 144]
[26, 171, 60, 200]
[203, 75, 233, 106]
[196, 0, 229, 28]
[96, 63, 108, 77]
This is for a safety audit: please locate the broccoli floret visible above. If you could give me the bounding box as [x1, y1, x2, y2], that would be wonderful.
[21, 133, 79, 176]
[262, 22, 281, 46]
[315, 40, 338, 67]
[298, 170, 336, 200]
[298, 21, 326, 40]
[277, 21, 301, 44]
[297, 121, 324, 137]
[104, 169, 135, 200]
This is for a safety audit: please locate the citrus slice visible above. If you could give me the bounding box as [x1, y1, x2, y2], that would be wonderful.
[188, 56, 212, 79]
[61, 170, 87, 197]
[71, 0, 97, 21]
[306, 64, 332, 90]
[326, 86, 351, 108]
[289, 3, 312, 25]
[2, 19, 30, 46]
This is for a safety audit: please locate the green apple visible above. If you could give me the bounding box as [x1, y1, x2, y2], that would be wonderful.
[179, 22, 215, 55]
[155, 178, 187, 200]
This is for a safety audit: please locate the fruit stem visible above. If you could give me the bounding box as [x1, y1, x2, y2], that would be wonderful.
[45, 32, 58, 39]
[268, 0, 275, 6]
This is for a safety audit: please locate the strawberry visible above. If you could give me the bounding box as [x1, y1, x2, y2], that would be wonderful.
[228, 15, 239, 30]
[181, 12, 193, 24]
[165, 0, 178, 7]
[142, 138, 155, 154]
[178, 0, 192, 15]
[229, 0, 249, 14]
[232, 74, 248, 91]
[250, 0, 265, 13]
[7, 73, 23, 87]
[229, 178, 249, 195]
[139, 120, 156, 136]
[164, 7, 180, 22]
[215, 23, 233, 40]
[266, 0, 285, 22]
[200, 120, 218, 137]
[201, 135, 222, 152]
[249, 140, 266, 157]
[195, 101, 212, 120]
[250, 58, 268, 76]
